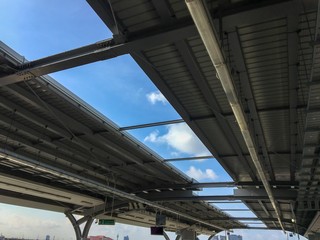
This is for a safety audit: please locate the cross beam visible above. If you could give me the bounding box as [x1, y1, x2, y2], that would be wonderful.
[0, 24, 198, 86]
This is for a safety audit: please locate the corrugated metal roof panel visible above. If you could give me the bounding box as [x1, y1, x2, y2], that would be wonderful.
[259, 110, 290, 153]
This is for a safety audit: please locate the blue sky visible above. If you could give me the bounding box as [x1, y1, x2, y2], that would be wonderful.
[0, 1, 304, 240]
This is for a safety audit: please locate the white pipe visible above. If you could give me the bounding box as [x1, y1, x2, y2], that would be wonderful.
[185, 0, 285, 232]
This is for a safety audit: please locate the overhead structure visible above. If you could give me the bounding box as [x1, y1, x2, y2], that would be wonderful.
[185, 0, 285, 231]
[0, 0, 320, 238]
[0, 41, 243, 236]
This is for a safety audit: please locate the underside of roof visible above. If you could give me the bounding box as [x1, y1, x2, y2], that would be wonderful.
[86, 0, 320, 235]
[0, 41, 243, 234]
[0, 0, 320, 237]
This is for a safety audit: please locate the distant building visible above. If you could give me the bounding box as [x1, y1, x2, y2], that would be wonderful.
[0, 234, 5, 240]
[212, 235, 242, 240]
[89, 236, 113, 240]
[212, 236, 226, 240]
[123, 236, 129, 240]
[229, 235, 242, 240]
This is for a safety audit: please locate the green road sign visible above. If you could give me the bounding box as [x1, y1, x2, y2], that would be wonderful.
[98, 219, 115, 225]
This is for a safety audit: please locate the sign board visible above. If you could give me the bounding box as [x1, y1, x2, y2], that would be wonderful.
[156, 214, 166, 226]
[98, 219, 115, 225]
[150, 226, 164, 235]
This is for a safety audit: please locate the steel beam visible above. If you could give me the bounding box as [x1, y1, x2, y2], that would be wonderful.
[0, 131, 137, 189]
[3, 83, 181, 182]
[287, 4, 300, 182]
[220, 152, 301, 159]
[258, 200, 271, 217]
[221, 0, 306, 32]
[305, 127, 320, 132]
[131, 51, 237, 180]
[0, 1, 305, 88]
[185, 0, 287, 231]
[86, 0, 126, 35]
[0, 102, 142, 188]
[65, 211, 94, 240]
[219, 209, 251, 211]
[174, 39, 257, 181]
[151, 0, 175, 25]
[205, 217, 292, 223]
[207, 201, 242, 204]
[138, 181, 299, 193]
[298, 0, 320, 225]
[1, 149, 226, 231]
[228, 29, 275, 181]
[119, 119, 184, 131]
[145, 195, 295, 202]
[190, 181, 298, 189]
[234, 188, 297, 199]
[164, 156, 214, 162]
[0, 25, 198, 86]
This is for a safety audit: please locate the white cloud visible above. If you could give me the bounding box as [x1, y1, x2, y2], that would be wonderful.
[144, 130, 159, 143]
[186, 166, 218, 181]
[146, 90, 168, 104]
[144, 123, 210, 157]
[0, 204, 74, 239]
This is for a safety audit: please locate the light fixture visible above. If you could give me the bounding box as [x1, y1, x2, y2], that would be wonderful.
[185, 0, 285, 232]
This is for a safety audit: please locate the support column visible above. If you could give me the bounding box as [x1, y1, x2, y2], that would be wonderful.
[179, 229, 196, 240]
[163, 231, 171, 240]
[65, 211, 94, 240]
[208, 234, 216, 240]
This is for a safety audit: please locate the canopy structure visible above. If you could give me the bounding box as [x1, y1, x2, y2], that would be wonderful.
[0, 0, 320, 238]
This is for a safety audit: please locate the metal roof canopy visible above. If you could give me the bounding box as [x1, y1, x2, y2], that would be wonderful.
[0, 0, 319, 237]
[0, 40, 247, 234]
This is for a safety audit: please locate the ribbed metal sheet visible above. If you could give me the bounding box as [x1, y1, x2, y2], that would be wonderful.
[239, 18, 289, 111]
[143, 44, 212, 117]
[2, 0, 319, 234]
[187, 36, 232, 113]
[113, 0, 160, 32]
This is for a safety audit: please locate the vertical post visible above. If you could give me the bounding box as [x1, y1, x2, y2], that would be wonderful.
[179, 229, 196, 240]
[208, 234, 216, 240]
[163, 231, 171, 240]
[82, 217, 94, 240]
[65, 211, 94, 240]
[65, 211, 81, 240]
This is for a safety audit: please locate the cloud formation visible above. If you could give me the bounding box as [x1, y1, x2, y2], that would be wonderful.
[186, 166, 218, 181]
[146, 90, 168, 104]
[144, 123, 210, 157]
